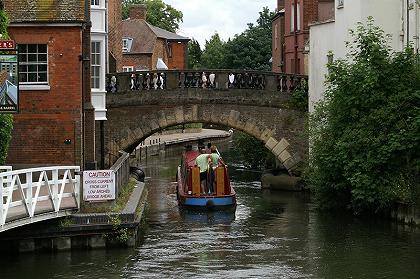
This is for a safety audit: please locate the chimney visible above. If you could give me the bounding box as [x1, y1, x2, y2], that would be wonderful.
[129, 4, 147, 20]
[277, 0, 285, 9]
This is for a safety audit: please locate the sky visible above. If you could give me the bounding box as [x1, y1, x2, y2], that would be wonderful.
[164, 0, 277, 48]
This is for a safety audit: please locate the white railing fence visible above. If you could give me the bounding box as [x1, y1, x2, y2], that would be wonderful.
[0, 166, 80, 227]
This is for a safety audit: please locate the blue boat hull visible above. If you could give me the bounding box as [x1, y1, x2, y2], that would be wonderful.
[183, 196, 236, 207]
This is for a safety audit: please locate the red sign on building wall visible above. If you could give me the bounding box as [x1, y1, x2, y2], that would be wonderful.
[0, 40, 19, 113]
[0, 40, 15, 50]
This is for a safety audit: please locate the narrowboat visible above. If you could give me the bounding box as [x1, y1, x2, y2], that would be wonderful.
[176, 149, 236, 209]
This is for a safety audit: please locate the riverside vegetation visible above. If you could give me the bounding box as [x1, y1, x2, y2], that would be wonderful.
[309, 19, 420, 214]
[0, 8, 12, 165]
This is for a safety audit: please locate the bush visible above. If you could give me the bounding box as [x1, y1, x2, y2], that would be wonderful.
[0, 7, 13, 165]
[0, 114, 13, 165]
[309, 19, 420, 213]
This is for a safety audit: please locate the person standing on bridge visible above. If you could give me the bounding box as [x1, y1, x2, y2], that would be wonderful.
[195, 147, 211, 195]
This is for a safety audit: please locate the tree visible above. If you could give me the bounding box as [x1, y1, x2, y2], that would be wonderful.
[187, 38, 202, 69]
[0, 5, 13, 165]
[201, 33, 226, 69]
[122, 0, 183, 33]
[309, 19, 420, 213]
[224, 7, 274, 70]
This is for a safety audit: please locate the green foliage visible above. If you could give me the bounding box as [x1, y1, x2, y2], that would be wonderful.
[187, 38, 202, 69]
[122, 0, 183, 32]
[0, 8, 12, 165]
[224, 7, 274, 71]
[106, 214, 131, 243]
[0, 8, 9, 39]
[0, 114, 12, 165]
[309, 19, 420, 213]
[289, 79, 309, 112]
[201, 33, 226, 69]
[234, 131, 274, 169]
[199, 7, 274, 70]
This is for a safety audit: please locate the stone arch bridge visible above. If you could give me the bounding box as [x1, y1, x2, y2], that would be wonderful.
[99, 70, 308, 175]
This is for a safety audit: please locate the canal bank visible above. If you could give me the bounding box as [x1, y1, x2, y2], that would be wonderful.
[0, 179, 148, 252]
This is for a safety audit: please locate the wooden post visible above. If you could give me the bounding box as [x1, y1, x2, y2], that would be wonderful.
[216, 167, 225, 196]
[191, 167, 200, 195]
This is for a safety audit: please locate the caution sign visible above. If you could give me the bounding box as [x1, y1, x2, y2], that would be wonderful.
[83, 170, 116, 201]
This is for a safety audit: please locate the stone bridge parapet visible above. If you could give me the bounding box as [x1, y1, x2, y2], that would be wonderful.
[106, 69, 307, 94]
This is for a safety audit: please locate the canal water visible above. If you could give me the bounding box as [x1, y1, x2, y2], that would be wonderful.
[1, 143, 420, 278]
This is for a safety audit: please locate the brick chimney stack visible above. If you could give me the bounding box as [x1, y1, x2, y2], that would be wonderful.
[129, 4, 147, 20]
[277, 0, 285, 9]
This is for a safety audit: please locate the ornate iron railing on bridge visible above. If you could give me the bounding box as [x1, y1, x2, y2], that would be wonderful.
[0, 166, 80, 231]
[106, 70, 308, 94]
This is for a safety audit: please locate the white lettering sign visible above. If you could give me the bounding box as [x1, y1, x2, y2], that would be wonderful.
[83, 170, 116, 201]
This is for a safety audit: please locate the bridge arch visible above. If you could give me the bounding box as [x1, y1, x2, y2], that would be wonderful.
[104, 104, 304, 175]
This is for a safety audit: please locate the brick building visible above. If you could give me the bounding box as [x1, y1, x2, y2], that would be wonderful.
[122, 5, 189, 71]
[4, 0, 93, 168]
[272, 0, 285, 73]
[273, 0, 320, 74]
[108, 0, 123, 73]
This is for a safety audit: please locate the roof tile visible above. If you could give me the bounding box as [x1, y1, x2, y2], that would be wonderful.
[4, 0, 85, 23]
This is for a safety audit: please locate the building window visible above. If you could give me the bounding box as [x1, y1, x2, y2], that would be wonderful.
[123, 39, 128, 52]
[291, 2, 301, 32]
[291, 4, 295, 32]
[91, 0, 100, 6]
[19, 44, 48, 84]
[296, 3, 301, 31]
[123, 38, 133, 53]
[123, 66, 134, 72]
[274, 24, 278, 50]
[337, 0, 344, 8]
[168, 44, 173, 58]
[91, 41, 101, 89]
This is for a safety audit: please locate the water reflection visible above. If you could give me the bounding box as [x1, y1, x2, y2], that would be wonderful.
[179, 208, 236, 225]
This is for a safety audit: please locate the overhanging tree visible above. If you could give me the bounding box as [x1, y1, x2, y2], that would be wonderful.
[122, 0, 183, 32]
[0, 4, 13, 165]
[309, 19, 420, 213]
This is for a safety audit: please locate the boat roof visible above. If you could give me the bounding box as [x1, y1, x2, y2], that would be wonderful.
[183, 150, 200, 168]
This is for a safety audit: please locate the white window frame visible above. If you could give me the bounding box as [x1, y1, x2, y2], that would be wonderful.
[296, 2, 301, 31]
[91, 0, 100, 7]
[123, 39, 129, 53]
[123, 38, 133, 53]
[291, 4, 295, 32]
[91, 41, 102, 89]
[19, 44, 49, 89]
[123, 66, 134, 72]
